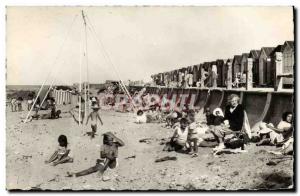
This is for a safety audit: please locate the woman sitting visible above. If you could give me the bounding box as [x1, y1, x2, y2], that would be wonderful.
[257, 112, 293, 146]
[210, 94, 245, 150]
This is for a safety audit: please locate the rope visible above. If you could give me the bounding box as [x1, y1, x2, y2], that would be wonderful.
[24, 14, 78, 123]
[78, 20, 84, 126]
[85, 15, 135, 109]
[84, 12, 90, 116]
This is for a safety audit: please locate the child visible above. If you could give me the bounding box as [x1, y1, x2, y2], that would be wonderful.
[205, 108, 214, 126]
[164, 118, 189, 152]
[27, 98, 33, 111]
[45, 135, 73, 166]
[66, 132, 125, 179]
[135, 110, 147, 124]
[10, 98, 17, 112]
[187, 110, 199, 157]
[50, 103, 57, 119]
[16, 97, 23, 112]
[212, 108, 224, 126]
[86, 104, 104, 138]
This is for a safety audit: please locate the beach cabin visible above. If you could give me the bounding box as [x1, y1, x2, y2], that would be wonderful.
[248, 50, 260, 87]
[270, 45, 283, 87]
[203, 62, 212, 87]
[192, 65, 199, 86]
[282, 41, 294, 87]
[241, 53, 249, 75]
[158, 73, 163, 86]
[232, 55, 242, 81]
[258, 47, 275, 87]
[216, 59, 224, 87]
[224, 59, 233, 89]
[240, 53, 249, 85]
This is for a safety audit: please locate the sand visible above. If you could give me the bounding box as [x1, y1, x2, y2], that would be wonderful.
[6, 104, 294, 191]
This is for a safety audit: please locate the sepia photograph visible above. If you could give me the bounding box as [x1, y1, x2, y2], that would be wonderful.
[5, 6, 295, 191]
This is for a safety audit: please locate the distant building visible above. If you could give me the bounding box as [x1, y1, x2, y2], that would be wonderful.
[248, 50, 260, 86]
[258, 47, 275, 86]
[192, 65, 199, 85]
[224, 59, 233, 88]
[232, 55, 242, 79]
[240, 53, 249, 84]
[89, 83, 106, 89]
[282, 41, 294, 86]
[270, 45, 284, 86]
[216, 59, 225, 87]
[240, 53, 249, 75]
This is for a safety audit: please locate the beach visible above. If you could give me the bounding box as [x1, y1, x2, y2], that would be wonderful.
[6, 104, 293, 190]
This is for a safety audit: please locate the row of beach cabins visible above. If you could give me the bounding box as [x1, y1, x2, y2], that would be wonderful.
[150, 41, 294, 91]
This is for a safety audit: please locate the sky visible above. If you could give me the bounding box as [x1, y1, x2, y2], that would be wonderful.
[6, 6, 294, 85]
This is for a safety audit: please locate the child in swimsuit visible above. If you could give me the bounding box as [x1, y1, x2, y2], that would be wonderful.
[187, 110, 199, 157]
[163, 118, 189, 152]
[45, 135, 73, 166]
[66, 132, 124, 180]
[86, 104, 103, 138]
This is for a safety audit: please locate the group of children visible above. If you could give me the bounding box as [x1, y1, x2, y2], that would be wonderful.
[10, 97, 23, 112]
[162, 107, 226, 157]
[45, 132, 124, 180]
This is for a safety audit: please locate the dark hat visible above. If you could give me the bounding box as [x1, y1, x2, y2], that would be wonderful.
[102, 131, 116, 139]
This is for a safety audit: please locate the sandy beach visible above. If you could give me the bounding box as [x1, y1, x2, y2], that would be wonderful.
[6, 103, 293, 191]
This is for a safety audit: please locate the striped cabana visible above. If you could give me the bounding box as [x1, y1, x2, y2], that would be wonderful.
[51, 88, 72, 105]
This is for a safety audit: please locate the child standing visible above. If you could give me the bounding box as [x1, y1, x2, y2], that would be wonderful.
[187, 110, 199, 157]
[16, 97, 23, 112]
[66, 132, 125, 180]
[86, 104, 104, 138]
[45, 135, 73, 166]
[10, 98, 17, 112]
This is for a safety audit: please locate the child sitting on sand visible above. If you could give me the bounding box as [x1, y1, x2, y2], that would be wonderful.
[212, 108, 224, 126]
[66, 132, 125, 180]
[205, 107, 215, 126]
[135, 110, 147, 124]
[163, 118, 189, 152]
[45, 135, 73, 166]
[86, 104, 104, 138]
